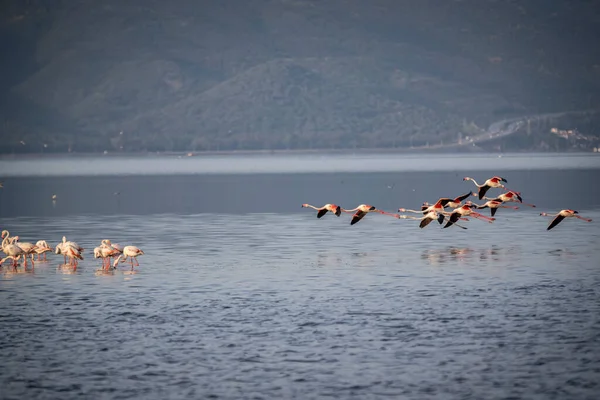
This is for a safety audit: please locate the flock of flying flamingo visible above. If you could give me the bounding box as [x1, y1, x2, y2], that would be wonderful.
[0, 231, 144, 270]
[0, 175, 593, 271]
[302, 175, 593, 230]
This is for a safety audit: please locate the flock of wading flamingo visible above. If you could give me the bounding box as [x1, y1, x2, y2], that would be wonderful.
[0, 231, 144, 271]
[302, 175, 593, 230]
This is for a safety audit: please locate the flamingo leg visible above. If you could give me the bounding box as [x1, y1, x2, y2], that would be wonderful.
[471, 212, 495, 222]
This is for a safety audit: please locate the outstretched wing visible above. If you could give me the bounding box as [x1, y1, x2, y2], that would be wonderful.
[437, 213, 445, 224]
[420, 217, 434, 228]
[350, 211, 367, 225]
[437, 198, 452, 208]
[317, 209, 328, 218]
[478, 185, 491, 199]
[454, 192, 473, 203]
[334, 207, 341, 217]
[491, 207, 498, 217]
[547, 215, 565, 230]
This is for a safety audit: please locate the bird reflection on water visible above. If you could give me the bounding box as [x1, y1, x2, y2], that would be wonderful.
[421, 245, 522, 266]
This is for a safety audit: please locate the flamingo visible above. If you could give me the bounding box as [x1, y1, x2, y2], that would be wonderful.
[484, 191, 536, 208]
[473, 200, 519, 217]
[94, 246, 120, 270]
[342, 204, 399, 225]
[0, 255, 20, 267]
[398, 200, 457, 225]
[540, 209, 592, 230]
[301, 203, 342, 218]
[62, 236, 85, 253]
[34, 240, 53, 261]
[12, 236, 37, 267]
[436, 192, 475, 209]
[397, 210, 458, 229]
[62, 245, 83, 267]
[463, 176, 508, 199]
[1, 237, 25, 268]
[100, 239, 123, 264]
[113, 246, 144, 269]
[443, 204, 495, 229]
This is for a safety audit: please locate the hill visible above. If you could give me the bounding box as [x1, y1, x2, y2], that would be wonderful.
[1, 0, 599, 153]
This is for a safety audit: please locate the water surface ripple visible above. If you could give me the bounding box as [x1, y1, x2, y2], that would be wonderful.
[1, 210, 600, 399]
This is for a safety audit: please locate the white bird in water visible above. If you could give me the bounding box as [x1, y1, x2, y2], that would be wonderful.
[113, 246, 144, 269]
[34, 240, 53, 261]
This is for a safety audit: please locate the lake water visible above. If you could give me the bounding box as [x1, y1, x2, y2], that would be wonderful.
[1, 153, 600, 399]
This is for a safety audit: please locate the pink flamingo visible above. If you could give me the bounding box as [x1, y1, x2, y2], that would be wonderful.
[342, 204, 399, 225]
[473, 200, 519, 217]
[484, 190, 536, 208]
[301, 203, 342, 218]
[443, 204, 495, 229]
[540, 209, 592, 230]
[463, 176, 509, 199]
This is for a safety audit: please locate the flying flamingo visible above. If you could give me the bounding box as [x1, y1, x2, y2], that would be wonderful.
[472, 200, 519, 217]
[113, 246, 145, 269]
[397, 210, 457, 228]
[443, 204, 495, 229]
[301, 203, 342, 218]
[398, 200, 461, 225]
[436, 192, 475, 209]
[463, 176, 508, 199]
[342, 204, 399, 225]
[484, 191, 536, 208]
[540, 209, 592, 230]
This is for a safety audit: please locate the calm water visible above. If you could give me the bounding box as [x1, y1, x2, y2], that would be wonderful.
[1, 154, 600, 399]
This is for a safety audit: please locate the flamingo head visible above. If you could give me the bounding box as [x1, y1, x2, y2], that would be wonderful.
[1, 230, 8, 239]
[462, 177, 471, 181]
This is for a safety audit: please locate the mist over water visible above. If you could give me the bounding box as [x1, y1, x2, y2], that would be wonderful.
[1, 154, 600, 399]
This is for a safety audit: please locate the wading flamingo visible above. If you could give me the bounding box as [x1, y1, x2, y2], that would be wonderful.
[100, 239, 123, 264]
[94, 246, 120, 270]
[62, 244, 84, 267]
[113, 246, 144, 269]
[34, 240, 53, 261]
[342, 204, 398, 225]
[1, 236, 25, 268]
[463, 176, 508, 199]
[540, 209, 592, 230]
[12, 236, 37, 267]
[443, 204, 495, 229]
[301, 203, 342, 218]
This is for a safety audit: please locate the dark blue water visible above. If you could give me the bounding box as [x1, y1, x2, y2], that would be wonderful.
[1, 154, 599, 399]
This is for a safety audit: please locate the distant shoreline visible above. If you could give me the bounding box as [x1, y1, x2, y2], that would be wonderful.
[0, 147, 596, 160]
